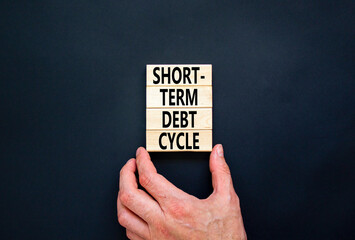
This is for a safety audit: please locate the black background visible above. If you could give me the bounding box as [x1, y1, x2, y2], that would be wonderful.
[1, 1, 354, 239]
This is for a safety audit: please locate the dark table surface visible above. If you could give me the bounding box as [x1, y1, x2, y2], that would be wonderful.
[1, 1, 354, 239]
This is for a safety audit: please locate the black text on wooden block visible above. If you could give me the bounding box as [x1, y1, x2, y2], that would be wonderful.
[146, 64, 213, 152]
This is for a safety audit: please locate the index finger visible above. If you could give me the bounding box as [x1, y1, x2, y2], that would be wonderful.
[119, 158, 162, 222]
[135, 147, 188, 204]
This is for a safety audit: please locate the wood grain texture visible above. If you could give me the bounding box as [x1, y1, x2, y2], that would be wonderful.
[146, 108, 212, 130]
[146, 64, 212, 86]
[146, 130, 212, 152]
[146, 86, 212, 108]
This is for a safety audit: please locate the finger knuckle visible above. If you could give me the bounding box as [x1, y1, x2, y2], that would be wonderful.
[119, 190, 132, 206]
[218, 189, 234, 200]
[119, 167, 125, 177]
[167, 200, 187, 218]
[220, 163, 231, 175]
[155, 222, 170, 238]
[139, 173, 152, 188]
[118, 210, 128, 226]
[222, 191, 241, 209]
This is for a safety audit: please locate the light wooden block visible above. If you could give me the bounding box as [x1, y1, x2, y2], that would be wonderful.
[147, 64, 212, 86]
[146, 86, 212, 108]
[146, 130, 212, 152]
[146, 108, 212, 130]
[146, 64, 213, 152]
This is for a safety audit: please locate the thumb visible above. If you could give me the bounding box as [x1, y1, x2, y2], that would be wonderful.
[209, 144, 234, 194]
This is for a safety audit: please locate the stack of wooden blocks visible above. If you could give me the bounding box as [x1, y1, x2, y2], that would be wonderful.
[146, 64, 213, 152]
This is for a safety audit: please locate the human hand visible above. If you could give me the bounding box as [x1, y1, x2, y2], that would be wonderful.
[117, 144, 247, 240]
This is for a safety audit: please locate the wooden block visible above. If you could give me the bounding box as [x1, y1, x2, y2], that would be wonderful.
[146, 86, 212, 108]
[146, 130, 212, 152]
[146, 64, 213, 152]
[146, 108, 212, 130]
[147, 64, 212, 86]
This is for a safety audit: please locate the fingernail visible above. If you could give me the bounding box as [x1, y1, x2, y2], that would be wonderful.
[136, 147, 142, 157]
[217, 144, 224, 157]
